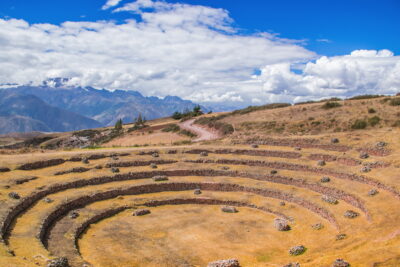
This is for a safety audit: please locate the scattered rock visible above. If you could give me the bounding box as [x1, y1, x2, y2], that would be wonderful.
[200, 151, 208, 156]
[251, 144, 259, 148]
[331, 138, 339, 144]
[279, 201, 286, 206]
[69, 211, 79, 219]
[133, 209, 151, 216]
[47, 257, 69, 267]
[317, 160, 326, 166]
[81, 158, 89, 164]
[270, 170, 278, 175]
[43, 198, 53, 203]
[320, 176, 331, 183]
[138, 151, 145, 155]
[344, 210, 359, 219]
[282, 263, 300, 267]
[167, 150, 177, 154]
[152, 175, 168, 182]
[321, 195, 338, 205]
[8, 192, 20, 199]
[368, 189, 379, 196]
[94, 165, 103, 169]
[221, 206, 238, 213]
[311, 223, 323, 230]
[294, 147, 301, 151]
[112, 155, 119, 160]
[361, 166, 371, 173]
[274, 218, 291, 231]
[111, 167, 120, 173]
[150, 163, 157, 169]
[152, 152, 159, 158]
[207, 259, 240, 267]
[221, 166, 230, 170]
[194, 189, 202, 195]
[331, 258, 350, 267]
[289, 245, 306, 256]
[336, 234, 347, 240]
[359, 152, 369, 159]
[376, 141, 387, 148]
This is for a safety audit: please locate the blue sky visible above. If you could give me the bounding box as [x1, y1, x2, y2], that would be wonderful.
[0, 0, 399, 107]
[1, 0, 399, 56]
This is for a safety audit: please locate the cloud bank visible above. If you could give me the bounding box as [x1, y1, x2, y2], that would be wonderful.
[0, 0, 399, 107]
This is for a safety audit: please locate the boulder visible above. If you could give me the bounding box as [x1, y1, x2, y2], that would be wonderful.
[8, 192, 20, 199]
[133, 209, 151, 216]
[270, 170, 278, 175]
[152, 152, 159, 158]
[317, 160, 326, 166]
[111, 167, 120, 173]
[152, 175, 169, 182]
[43, 198, 53, 203]
[274, 218, 291, 231]
[376, 141, 387, 148]
[320, 176, 331, 183]
[251, 144, 259, 148]
[331, 258, 350, 267]
[207, 259, 240, 267]
[359, 152, 369, 159]
[81, 158, 89, 164]
[331, 138, 339, 144]
[311, 223, 323, 230]
[200, 151, 208, 156]
[361, 166, 371, 173]
[344, 210, 359, 219]
[289, 245, 306, 256]
[47, 257, 69, 267]
[336, 234, 347, 240]
[150, 163, 158, 169]
[321, 195, 339, 205]
[368, 189, 378, 196]
[194, 189, 202, 195]
[294, 147, 301, 151]
[221, 206, 238, 213]
[282, 263, 300, 267]
[69, 211, 79, 219]
[279, 201, 286, 206]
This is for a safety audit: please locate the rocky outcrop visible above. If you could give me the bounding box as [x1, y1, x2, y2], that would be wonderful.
[207, 259, 240, 267]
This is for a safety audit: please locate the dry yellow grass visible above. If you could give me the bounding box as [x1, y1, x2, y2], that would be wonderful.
[1, 99, 400, 267]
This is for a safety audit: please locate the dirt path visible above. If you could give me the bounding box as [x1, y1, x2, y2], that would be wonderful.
[179, 119, 221, 142]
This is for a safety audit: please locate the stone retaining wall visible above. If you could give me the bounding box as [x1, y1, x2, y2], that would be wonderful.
[39, 182, 338, 248]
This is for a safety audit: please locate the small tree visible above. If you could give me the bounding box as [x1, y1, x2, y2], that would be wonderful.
[193, 105, 202, 115]
[172, 111, 182, 120]
[114, 119, 123, 131]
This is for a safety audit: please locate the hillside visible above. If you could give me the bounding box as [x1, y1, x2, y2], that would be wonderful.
[0, 94, 399, 267]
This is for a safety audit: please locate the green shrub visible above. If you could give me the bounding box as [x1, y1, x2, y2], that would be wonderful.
[162, 124, 180, 132]
[351, 119, 367, 129]
[368, 116, 381, 126]
[194, 116, 234, 135]
[392, 120, 400, 127]
[231, 103, 291, 115]
[348, 94, 383, 100]
[368, 108, 376, 114]
[321, 101, 342, 109]
[389, 98, 400, 106]
[179, 130, 197, 138]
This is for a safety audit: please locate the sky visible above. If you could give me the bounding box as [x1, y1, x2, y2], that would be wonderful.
[0, 0, 399, 108]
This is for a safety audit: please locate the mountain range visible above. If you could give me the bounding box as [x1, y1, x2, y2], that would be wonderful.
[0, 78, 203, 134]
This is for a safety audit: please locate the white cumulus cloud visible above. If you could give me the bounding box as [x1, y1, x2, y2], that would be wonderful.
[0, 0, 398, 108]
[102, 0, 123, 10]
[255, 49, 400, 103]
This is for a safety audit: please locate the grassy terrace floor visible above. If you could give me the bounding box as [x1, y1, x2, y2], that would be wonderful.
[0, 130, 399, 266]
